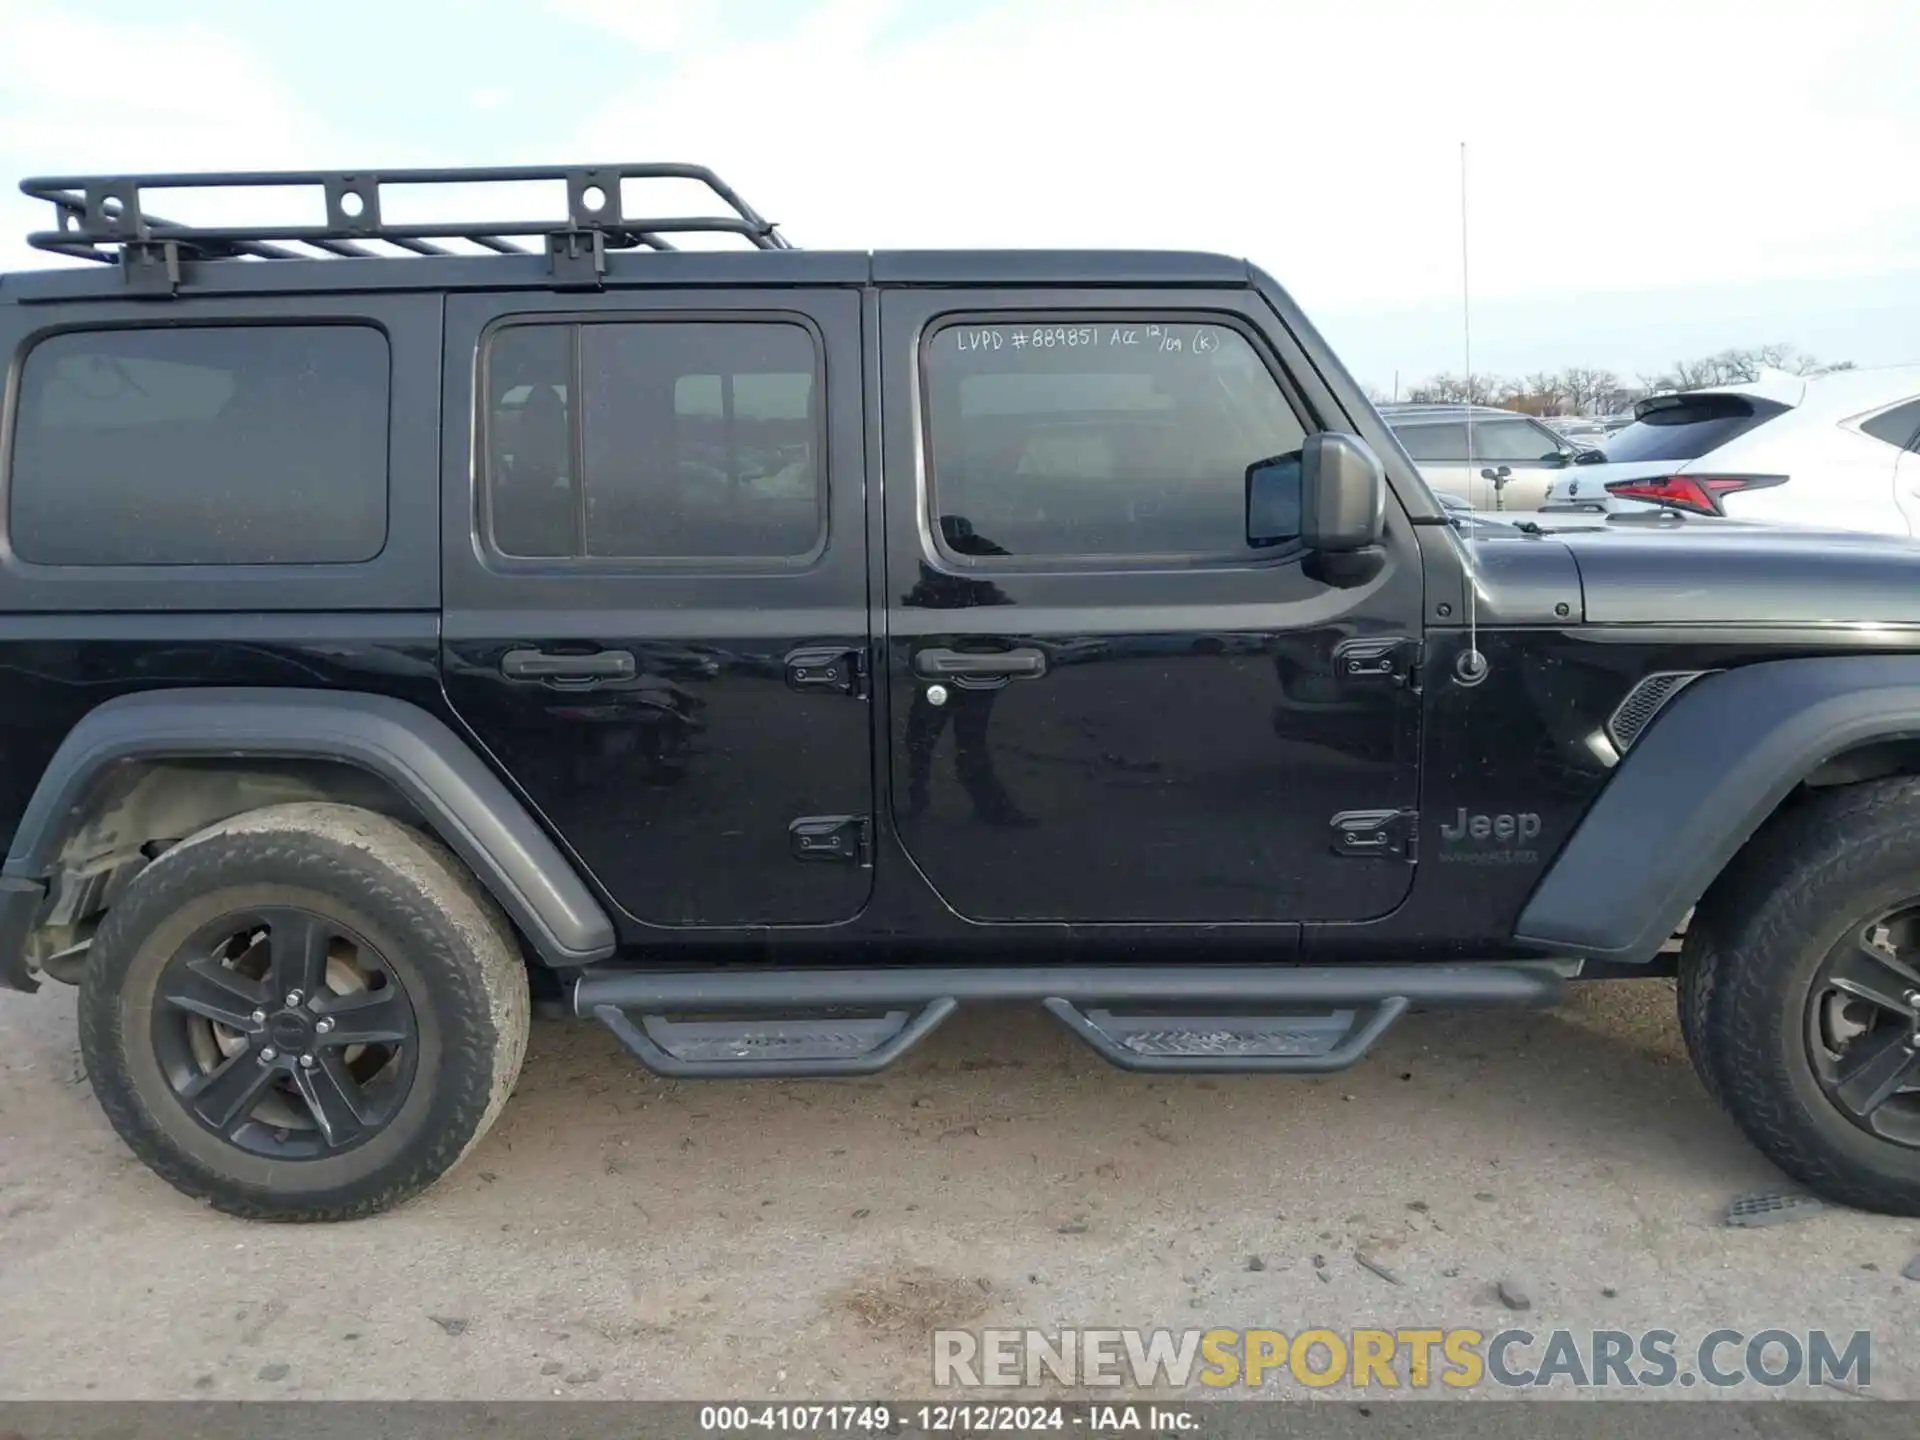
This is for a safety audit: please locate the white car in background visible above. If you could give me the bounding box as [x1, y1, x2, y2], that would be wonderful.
[1541, 366, 1920, 533]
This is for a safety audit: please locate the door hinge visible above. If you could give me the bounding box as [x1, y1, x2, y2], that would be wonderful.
[789, 815, 870, 864]
[785, 646, 866, 697]
[1330, 808, 1418, 860]
[1333, 636, 1420, 687]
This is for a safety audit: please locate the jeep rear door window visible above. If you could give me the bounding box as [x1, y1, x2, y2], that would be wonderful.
[8, 325, 389, 566]
[484, 319, 823, 561]
[1603, 393, 1789, 463]
[921, 319, 1306, 561]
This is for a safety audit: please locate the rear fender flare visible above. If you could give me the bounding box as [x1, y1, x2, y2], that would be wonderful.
[1, 688, 616, 967]
[1514, 655, 1920, 965]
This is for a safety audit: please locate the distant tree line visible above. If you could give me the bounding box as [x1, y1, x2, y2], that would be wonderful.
[1374, 344, 1856, 416]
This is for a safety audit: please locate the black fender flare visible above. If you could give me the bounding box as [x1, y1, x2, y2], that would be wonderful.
[1, 688, 616, 968]
[1515, 654, 1920, 965]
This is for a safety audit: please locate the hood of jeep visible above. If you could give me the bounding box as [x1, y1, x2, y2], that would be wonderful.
[1547, 522, 1920, 625]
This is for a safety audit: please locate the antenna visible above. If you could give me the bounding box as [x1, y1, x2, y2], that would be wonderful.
[1456, 141, 1488, 686]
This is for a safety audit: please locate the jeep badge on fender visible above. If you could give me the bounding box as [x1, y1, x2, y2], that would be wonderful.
[1439, 809, 1542, 844]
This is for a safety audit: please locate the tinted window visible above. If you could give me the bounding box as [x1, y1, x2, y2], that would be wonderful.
[484, 320, 822, 561]
[9, 326, 388, 566]
[1395, 421, 1467, 462]
[1861, 398, 1920, 451]
[1603, 393, 1788, 463]
[1393, 416, 1563, 462]
[1473, 418, 1567, 462]
[922, 320, 1306, 560]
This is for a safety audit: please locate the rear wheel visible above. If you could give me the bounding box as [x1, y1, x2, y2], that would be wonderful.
[79, 802, 529, 1221]
[1680, 779, 1920, 1214]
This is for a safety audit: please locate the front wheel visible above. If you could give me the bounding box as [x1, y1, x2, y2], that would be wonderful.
[79, 802, 530, 1221]
[1680, 778, 1920, 1215]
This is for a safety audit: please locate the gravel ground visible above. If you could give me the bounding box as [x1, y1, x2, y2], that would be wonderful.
[1, 977, 1916, 1403]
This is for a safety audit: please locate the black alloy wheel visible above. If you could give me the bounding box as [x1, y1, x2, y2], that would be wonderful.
[1805, 906, 1920, 1149]
[151, 906, 418, 1160]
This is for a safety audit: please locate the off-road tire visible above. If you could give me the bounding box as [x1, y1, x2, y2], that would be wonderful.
[78, 802, 530, 1221]
[1676, 913, 1728, 1107]
[1681, 779, 1920, 1215]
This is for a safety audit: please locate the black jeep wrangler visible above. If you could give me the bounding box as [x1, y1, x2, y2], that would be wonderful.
[5, 164, 1920, 1222]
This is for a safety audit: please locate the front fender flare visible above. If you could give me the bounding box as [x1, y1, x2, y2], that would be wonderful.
[1515, 654, 1920, 966]
[1, 688, 616, 968]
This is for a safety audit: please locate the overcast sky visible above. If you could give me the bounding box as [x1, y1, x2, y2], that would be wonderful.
[3, 0, 1915, 391]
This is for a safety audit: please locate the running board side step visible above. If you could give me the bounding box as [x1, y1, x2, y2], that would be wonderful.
[572, 964, 1560, 1079]
[588, 1000, 957, 1078]
[1042, 996, 1408, 1073]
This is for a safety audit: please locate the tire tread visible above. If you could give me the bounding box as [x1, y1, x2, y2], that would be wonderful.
[78, 802, 530, 1222]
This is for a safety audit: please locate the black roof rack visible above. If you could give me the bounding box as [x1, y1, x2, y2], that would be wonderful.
[20, 163, 793, 291]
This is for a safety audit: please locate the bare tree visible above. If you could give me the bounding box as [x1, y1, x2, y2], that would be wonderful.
[1405, 372, 1514, 406]
[1557, 366, 1626, 415]
[1642, 345, 1857, 394]
[1519, 371, 1568, 415]
[1395, 343, 1851, 417]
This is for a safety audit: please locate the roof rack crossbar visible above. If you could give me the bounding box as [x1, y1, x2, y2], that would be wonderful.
[19, 162, 792, 271]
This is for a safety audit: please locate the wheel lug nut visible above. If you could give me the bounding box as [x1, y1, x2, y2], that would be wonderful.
[299, 1054, 315, 1069]
[250, 1009, 267, 1025]
[284, 990, 304, 1008]
[315, 1017, 335, 1034]
[259, 1047, 278, 1063]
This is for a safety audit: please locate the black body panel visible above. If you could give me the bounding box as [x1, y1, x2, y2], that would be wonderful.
[1517, 654, 1920, 964]
[1454, 533, 1584, 625]
[1, 683, 615, 965]
[1552, 523, 1920, 625]
[1298, 626, 1621, 961]
[0, 615, 443, 854]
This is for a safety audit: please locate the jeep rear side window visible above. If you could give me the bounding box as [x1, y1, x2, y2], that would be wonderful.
[8, 325, 389, 567]
[921, 319, 1306, 562]
[484, 319, 823, 562]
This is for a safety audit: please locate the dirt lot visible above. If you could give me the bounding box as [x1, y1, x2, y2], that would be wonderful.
[1, 978, 1916, 1402]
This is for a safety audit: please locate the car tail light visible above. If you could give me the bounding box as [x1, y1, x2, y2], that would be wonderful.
[1602, 473, 1787, 516]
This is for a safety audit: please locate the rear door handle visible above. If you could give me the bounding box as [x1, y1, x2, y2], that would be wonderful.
[501, 648, 636, 683]
[913, 647, 1048, 685]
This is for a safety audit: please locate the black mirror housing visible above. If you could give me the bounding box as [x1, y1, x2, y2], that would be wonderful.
[1245, 433, 1386, 551]
[1246, 433, 1386, 588]
[1300, 432, 1386, 553]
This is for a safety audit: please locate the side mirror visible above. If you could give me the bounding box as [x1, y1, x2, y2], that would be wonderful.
[1246, 433, 1387, 588]
[1301, 431, 1385, 552]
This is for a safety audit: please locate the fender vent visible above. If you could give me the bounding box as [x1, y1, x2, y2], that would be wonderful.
[1606, 670, 1709, 752]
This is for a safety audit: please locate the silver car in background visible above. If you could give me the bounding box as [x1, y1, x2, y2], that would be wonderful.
[1378, 402, 1603, 510]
